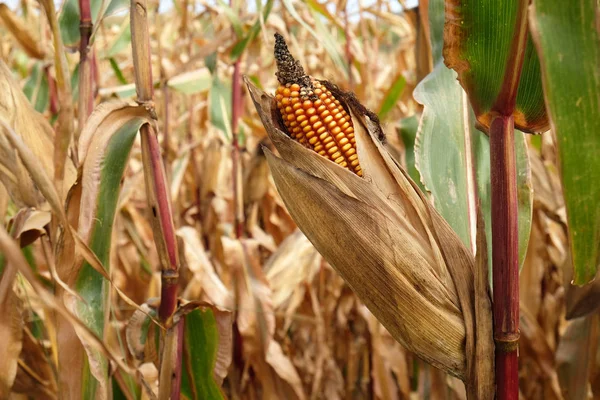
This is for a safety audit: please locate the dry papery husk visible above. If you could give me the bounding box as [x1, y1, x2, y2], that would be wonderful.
[245, 77, 494, 399]
[0, 59, 76, 208]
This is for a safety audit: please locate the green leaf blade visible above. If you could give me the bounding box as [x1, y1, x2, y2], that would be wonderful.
[378, 73, 406, 120]
[74, 106, 151, 396]
[181, 308, 225, 400]
[443, 0, 548, 132]
[415, 0, 533, 279]
[530, 0, 600, 284]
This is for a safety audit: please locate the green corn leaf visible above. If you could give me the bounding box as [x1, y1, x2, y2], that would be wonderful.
[230, 0, 274, 61]
[103, 21, 131, 59]
[109, 58, 128, 85]
[397, 115, 425, 192]
[443, 0, 548, 133]
[22, 63, 49, 113]
[415, 0, 533, 278]
[378, 72, 406, 120]
[209, 76, 232, 140]
[59, 0, 129, 47]
[530, 0, 600, 284]
[74, 101, 154, 397]
[168, 68, 212, 95]
[180, 308, 226, 400]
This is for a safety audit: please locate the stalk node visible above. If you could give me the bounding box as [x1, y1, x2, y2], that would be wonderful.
[493, 332, 520, 352]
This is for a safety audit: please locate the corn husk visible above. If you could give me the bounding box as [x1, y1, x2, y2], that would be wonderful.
[246, 78, 494, 399]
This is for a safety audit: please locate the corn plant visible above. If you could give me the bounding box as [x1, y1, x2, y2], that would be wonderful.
[0, 0, 598, 398]
[248, 0, 599, 399]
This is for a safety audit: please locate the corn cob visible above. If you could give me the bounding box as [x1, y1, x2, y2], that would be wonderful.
[273, 33, 362, 177]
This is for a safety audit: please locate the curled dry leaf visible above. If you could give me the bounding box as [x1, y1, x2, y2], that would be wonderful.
[265, 229, 321, 309]
[8, 208, 51, 247]
[13, 327, 58, 399]
[246, 40, 493, 397]
[223, 236, 306, 399]
[0, 60, 76, 207]
[177, 226, 232, 309]
[126, 302, 160, 365]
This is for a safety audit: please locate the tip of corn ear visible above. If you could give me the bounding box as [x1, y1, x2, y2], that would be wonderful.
[273, 35, 363, 176]
[274, 33, 312, 89]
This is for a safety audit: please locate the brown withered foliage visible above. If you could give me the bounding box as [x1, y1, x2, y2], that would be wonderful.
[0, 1, 594, 399]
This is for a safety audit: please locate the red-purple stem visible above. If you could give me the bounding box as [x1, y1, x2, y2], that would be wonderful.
[78, 0, 93, 121]
[143, 124, 179, 321]
[490, 115, 519, 400]
[489, 2, 529, 399]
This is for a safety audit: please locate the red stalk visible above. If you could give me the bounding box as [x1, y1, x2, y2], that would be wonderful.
[490, 115, 519, 400]
[142, 124, 179, 320]
[130, 0, 182, 396]
[489, 2, 529, 398]
[78, 0, 93, 127]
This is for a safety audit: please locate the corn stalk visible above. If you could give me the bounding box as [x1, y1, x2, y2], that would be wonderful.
[487, 2, 529, 397]
[230, 0, 244, 239]
[130, 0, 183, 397]
[78, 0, 94, 137]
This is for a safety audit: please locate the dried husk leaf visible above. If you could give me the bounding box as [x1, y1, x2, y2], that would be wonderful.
[246, 79, 493, 398]
[0, 60, 75, 208]
[263, 150, 465, 372]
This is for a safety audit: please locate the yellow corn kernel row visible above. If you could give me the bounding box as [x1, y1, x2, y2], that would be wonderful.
[275, 81, 362, 176]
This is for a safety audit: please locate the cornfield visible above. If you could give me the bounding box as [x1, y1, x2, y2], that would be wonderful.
[0, 0, 598, 399]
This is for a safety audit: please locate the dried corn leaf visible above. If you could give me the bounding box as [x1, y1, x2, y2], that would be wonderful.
[0, 289, 23, 398]
[12, 328, 57, 399]
[0, 4, 47, 59]
[8, 208, 51, 247]
[177, 226, 232, 308]
[0, 60, 75, 208]
[224, 236, 306, 399]
[556, 314, 598, 400]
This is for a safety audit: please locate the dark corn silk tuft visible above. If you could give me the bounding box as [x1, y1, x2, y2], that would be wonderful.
[273, 33, 362, 177]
